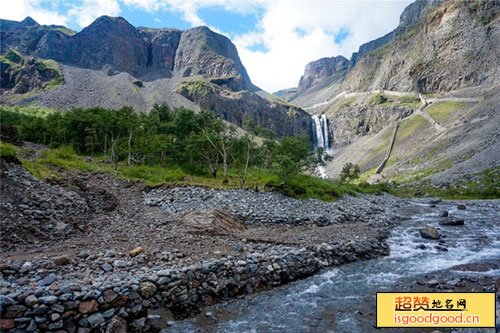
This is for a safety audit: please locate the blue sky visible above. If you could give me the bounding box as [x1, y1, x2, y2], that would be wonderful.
[0, 0, 412, 92]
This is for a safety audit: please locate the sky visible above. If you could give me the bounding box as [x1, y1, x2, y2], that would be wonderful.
[0, 0, 413, 92]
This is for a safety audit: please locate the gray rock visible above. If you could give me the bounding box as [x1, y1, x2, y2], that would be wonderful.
[439, 217, 464, 226]
[87, 312, 105, 328]
[106, 316, 128, 333]
[419, 226, 440, 240]
[39, 296, 58, 305]
[5, 304, 27, 318]
[25, 295, 38, 307]
[138, 282, 157, 298]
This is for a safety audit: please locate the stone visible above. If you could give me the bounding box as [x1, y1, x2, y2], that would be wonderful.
[113, 260, 127, 268]
[5, 305, 27, 318]
[103, 308, 115, 318]
[103, 290, 117, 303]
[53, 257, 71, 266]
[415, 244, 426, 250]
[139, 282, 157, 298]
[79, 251, 90, 258]
[419, 226, 440, 240]
[457, 204, 466, 210]
[178, 209, 246, 236]
[101, 263, 113, 272]
[439, 211, 449, 217]
[234, 243, 244, 253]
[48, 320, 63, 330]
[427, 279, 439, 287]
[25, 295, 38, 307]
[129, 247, 145, 257]
[0, 319, 15, 329]
[87, 312, 105, 328]
[50, 313, 61, 321]
[105, 316, 128, 333]
[439, 217, 464, 226]
[39, 296, 58, 305]
[39, 275, 56, 286]
[78, 299, 99, 314]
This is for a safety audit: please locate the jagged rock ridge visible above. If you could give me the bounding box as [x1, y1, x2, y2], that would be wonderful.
[0, 16, 312, 138]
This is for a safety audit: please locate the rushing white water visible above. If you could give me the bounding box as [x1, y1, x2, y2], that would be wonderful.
[312, 115, 326, 149]
[321, 114, 329, 148]
[174, 201, 500, 332]
[312, 114, 332, 178]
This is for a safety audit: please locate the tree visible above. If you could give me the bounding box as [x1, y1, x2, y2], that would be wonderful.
[340, 162, 360, 183]
[199, 111, 235, 183]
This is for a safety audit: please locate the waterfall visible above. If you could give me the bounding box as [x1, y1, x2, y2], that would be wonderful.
[312, 115, 325, 149]
[321, 114, 329, 150]
[312, 114, 332, 179]
[311, 114, 330, 150]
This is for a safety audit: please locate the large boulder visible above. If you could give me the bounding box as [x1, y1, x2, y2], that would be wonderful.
[439, 217, 464, 226]
[177, 209, 246, 236]
[419, 226, 440, 240]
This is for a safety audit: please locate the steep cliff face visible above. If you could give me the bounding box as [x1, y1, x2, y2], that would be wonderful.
[174, 27, 252, 90]
[287, 56, 349, 108]
[297, 56, 349, 94]
[350, 0, 442, 67]
[342, 0, 500, 93]
[0, 16, 309, 138]
[177, 80, 312, 138]
[287, 0, 445, 107]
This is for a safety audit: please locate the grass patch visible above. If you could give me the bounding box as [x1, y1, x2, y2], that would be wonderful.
[395, 115, 429, 143]
[395, 95, 421, 108]
[369, 42, 392, 58]
[367, 93, 387, 105]
[330, 97, 356, 113]
[393, 167, 500, 199]
[267, 174, 390, 202]
[0, 142, 17, 159]
[177, 79, 214, 97]
[426, 101, 465, 124]
[20, 146, 390, 202]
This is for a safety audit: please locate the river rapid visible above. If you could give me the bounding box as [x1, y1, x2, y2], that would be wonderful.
[173, 200, 500, 332]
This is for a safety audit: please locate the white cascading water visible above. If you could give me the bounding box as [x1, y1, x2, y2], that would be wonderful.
[321, 115, 329, 148]
[312, 115, 325, 149]
[312, 114, 332, 178]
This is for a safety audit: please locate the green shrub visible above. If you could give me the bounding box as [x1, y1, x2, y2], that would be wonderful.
[0, 142, 17, 158]
[340, 162, 360, 183]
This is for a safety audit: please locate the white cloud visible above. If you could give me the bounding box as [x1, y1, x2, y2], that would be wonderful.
[67, 0, 121, 28]
[117, 0, 413, 92]
[0, 0, 68, 26]
[231, 0, 413, 92]
[0, 0, 415, 92]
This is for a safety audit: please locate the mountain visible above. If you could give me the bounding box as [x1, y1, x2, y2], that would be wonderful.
[0, 16, 312, 139]
[281, 0, 500, 185]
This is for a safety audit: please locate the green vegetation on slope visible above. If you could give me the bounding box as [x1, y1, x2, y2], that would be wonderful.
[426, 101, 465, 125]
[0, 49, 64, 97]
[177, 79, 214, 97]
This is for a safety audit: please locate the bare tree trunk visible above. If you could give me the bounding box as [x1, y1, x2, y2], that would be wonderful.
[104, 133, 108, 160]
[241, 139, 251, 187]
[221, 138, 228, 184]
[127, 130, 133, 166]
[111, 134, 119, 174]
[161, 150, 166, 167]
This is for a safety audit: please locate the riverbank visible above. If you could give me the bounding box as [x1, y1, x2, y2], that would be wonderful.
[0, 155, 403, 332]
[1, 156, 497, 332]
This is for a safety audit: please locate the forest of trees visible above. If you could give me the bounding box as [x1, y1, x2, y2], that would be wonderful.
[1, 104, 325, 186]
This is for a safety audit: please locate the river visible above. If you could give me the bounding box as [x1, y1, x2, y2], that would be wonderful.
[172, 200, 500, 332]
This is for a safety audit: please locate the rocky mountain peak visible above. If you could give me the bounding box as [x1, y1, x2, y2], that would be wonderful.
[398, 0, 443, 28]
[20, 16, 38, 26]
[297, 56, 349, 94]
